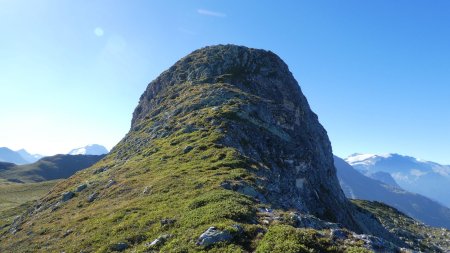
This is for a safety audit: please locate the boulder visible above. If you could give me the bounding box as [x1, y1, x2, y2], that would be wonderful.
[183, 145, 193, 154]
[61, 191, 75, 202]
[105, 179, 116, 188]
[196, 226, 233, 247]
[109, 242, 128, 252]
[145, 234, 171, 248]
[330, 228, 348, 240]
[76, 184, 87, 192]
[87, 192, 99, 202]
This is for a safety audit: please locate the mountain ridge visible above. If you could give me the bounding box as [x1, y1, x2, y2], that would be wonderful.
[0, 147, 45, 165]
[346, 153, 450, 208]
[335, 156, 450, 229]
[0, 154, 105, 183]
[0, 147, 28, 165]
[68, 144, 109, 155]
[1, 45, 446, 252]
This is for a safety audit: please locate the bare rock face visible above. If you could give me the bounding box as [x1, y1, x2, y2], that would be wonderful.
[131, 45, 358, 229]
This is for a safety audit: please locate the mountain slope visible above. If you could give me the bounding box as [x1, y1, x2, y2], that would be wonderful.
[366, 171, 400, 188]
[346, 153, 450, 208]
[0, 154, 105, 183]
[335, 156, 450, 229]
[0, 180, 61, 232]
[68, 144, 109, 155]
[0, 45, 428, 252]
[0, 162, 16, 172]
[352, 200, 450, 252]
[0, 147, 28, 165]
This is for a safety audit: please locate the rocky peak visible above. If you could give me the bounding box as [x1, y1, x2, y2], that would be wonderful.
[130, 44, 358, 229]
[132, 45, 307, 127]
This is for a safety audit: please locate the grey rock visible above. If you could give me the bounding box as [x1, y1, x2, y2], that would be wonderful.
[143, 186, 151, 194]
[145, 234, 171, 248]
[220, 181, 233, 190]
[160, 218, 176, 227]
[87, 192, 98, 202]
[353, 233, 399, 252]
[182, 125, 197, 133]
[239, 185, 256, 197]
[231, 224, 244, 234]
[289, 212, 340, 230]
[221, 181, 266, 202]
[93, 167, 108, 174]
[183, 145, 193, 154]
[50, 201, 61, 212]
[105, 179, 116, 188]
[8, 215, 24, 234]
[330, 228, 348, 240]
[109, 242, 128, 252]
[61, 191, 75, 202]
[196, 226, 233, 247]
[76, 184, 87, 192]
[63, 229, 73, 237]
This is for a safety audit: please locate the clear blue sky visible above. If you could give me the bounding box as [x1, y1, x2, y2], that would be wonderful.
[1, 1, 449, 163]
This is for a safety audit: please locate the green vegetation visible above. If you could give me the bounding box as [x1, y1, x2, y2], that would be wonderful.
[255, 225, 370, 253]
[256, 225, 325, 253]
[353, 200, 450, 252]
[0, 180, 60, 231]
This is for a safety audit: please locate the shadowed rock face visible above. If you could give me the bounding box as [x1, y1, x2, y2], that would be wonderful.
[131, 44, 357, 229]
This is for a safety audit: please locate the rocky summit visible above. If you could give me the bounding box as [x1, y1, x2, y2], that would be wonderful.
[1, 45, 448, 252]
[132, 45, 356, 226]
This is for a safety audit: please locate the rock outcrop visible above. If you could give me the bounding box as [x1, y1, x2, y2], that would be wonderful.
[131, 45, 358, 227]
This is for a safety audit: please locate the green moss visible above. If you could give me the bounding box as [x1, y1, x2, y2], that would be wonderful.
[183, 190, 255, 227]
[345, 247, 372, 253]
[255, 225, 344, 253]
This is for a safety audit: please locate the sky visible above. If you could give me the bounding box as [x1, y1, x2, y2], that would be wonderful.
[0, 1, 449, 164]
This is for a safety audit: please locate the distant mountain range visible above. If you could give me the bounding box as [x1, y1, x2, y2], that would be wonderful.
[335, 156, 450, 229]
[0, 148, 43, 165]
[346, 153, 450, 208]
[16, 149, 44, 163]
[0, 154, 105, 183]
[0, 145, 108, 165]
[68, 144, 108, 155]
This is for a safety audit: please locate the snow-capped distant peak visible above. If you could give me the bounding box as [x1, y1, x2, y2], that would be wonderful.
[345, 153, 393, 166]
[70, 147, 87, 155]
[346, 153, 377, 163]
[68, 144, 108, 156]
